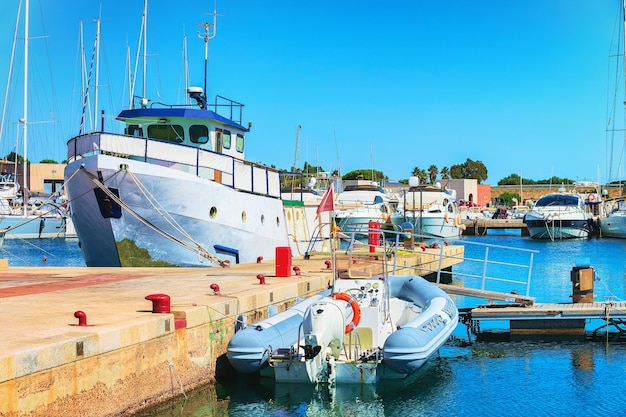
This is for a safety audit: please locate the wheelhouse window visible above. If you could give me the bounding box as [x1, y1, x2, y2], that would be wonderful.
[190, 124, 209, 144]
[148, 124, 184, 142]
[236, 134, 244, 153]
[127, 124, 144, 137]
[222, 130, 232, 149]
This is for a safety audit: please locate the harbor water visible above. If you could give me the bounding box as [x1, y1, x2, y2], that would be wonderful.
[7, 234, 626, 416]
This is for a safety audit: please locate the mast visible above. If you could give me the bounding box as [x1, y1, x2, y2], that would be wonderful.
[197, 5, 217, 109]
[22, 0, 29, 217]
[0, 0, 22, 147]
[142, 0, 147, 104]
[93, 18, 101, 131]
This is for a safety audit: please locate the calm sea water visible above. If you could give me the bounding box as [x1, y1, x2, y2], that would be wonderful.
[0, 237, 85, 267]
[9, 235, 626, 416]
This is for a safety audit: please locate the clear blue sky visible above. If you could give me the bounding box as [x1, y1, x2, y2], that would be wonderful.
[0, 0, 623, 184]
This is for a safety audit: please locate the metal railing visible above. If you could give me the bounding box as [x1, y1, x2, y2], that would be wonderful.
[339, 227, 537, 298]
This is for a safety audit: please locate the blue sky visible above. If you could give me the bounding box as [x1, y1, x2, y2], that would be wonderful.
[0, 1, 623, 184]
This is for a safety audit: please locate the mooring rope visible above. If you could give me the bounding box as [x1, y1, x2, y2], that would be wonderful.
[81, 167, 226, 266]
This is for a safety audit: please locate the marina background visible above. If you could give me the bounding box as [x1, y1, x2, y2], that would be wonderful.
[0, 0, 618, 184]
[8, 233, 625, 416]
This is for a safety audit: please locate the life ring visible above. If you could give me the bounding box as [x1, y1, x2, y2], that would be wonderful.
[587, 193, 595, 202]
[331, 292, 361, 333]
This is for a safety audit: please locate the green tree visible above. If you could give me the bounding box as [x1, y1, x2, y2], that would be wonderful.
[449, 158, 488, 184]
[410, 166, 428, 185]
[39, 159, 59, 164]
[498, 173, 541, 186]
[536, 176, 573, 185]
[441, 166, 450, 179]
[5, 152, 28, 163]
[342, 169, 388, 183]
[496, 192, 521, 207]
[428, 165, 439, 184]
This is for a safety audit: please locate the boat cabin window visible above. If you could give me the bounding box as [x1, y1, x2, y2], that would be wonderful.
[148, 124, 184, 143]
[236, 134, 244, 153]
[190, 124, 209, 144]
[127, 124, 144, 137]
[222, 131, 232, 149]
[536, 195, 578, 207]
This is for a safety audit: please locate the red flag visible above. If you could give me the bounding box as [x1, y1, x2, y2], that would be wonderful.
[315, 186, 335, 219]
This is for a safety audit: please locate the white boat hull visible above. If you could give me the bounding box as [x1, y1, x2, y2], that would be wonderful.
[64, 154, 290, 267]
[525, 213, 591, 239]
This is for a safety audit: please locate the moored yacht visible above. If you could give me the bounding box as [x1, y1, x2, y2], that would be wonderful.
[524, 191, 594, 239]
[395, 177, 463, 239]
[333, 180, 402, 239]
[600, 197, 626, 238]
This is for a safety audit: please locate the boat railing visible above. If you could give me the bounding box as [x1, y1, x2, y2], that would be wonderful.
[341, 228, 537, 298]
[67, 132, 282, 198]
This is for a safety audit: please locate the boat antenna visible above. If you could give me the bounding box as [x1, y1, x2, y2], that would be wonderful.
[334, 127, 341, 177]
[197, 3, 217, 110]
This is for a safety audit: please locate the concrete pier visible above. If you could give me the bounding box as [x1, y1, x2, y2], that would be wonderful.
[0, 245, 463, 416]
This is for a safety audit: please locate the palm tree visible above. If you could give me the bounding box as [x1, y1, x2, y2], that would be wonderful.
[428, 165, 439, 184]
[441, 166, 450, 179]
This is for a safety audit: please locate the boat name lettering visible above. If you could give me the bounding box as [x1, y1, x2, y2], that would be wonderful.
[421, 314, 444, 332]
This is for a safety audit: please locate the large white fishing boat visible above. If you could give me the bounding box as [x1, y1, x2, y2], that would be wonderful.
[64, 5, 297, 267]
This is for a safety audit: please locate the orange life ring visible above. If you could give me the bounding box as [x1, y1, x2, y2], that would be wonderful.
[587, 193, 595, 202]
[331, 292, 361, 333]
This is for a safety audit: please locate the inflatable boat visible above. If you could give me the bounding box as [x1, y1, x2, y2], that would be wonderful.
[227, 270, 458, 384]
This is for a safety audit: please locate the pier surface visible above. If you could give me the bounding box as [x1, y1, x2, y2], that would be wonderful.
[461, 218, 529, 236]
[0, 245, 463, 417]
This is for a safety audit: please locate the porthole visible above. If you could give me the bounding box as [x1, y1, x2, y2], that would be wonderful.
[286, 211, 292, 221]
[210, 206, 217, 218]
[261, 214, 265, 225]
[242, 211, 247, 223]
[276, 217, 280, 227]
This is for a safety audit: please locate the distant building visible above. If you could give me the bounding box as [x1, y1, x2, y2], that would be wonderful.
[0, 161, 65, 196]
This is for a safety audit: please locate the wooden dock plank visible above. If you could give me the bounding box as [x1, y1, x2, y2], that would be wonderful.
[438, 283, 535, 305]
[470, 301, 626, 320]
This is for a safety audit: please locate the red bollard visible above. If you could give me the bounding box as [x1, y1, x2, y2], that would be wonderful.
[368, 220, 380, 253]
[293, 266, 301, 275]
[257, 256, 263, 263]
[257, 274, 266, 285]
[145, 294, 171, 313]
[325, 260, 332, 269]
[74, 310, 87, 326]
[210, 283, 220, 295]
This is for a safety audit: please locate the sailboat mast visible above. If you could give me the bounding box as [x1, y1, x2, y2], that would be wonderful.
[22, 0, 29, 217]
[142, 0, 147, 104]
[93, 18, 101, 132]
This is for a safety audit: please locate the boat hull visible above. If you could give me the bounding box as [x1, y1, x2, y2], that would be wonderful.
[64, 154, 290, 267]
[394, 216, 462, 239]
[525, 217, 591, 239]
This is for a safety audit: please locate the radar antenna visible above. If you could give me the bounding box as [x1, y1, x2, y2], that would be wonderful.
[197, 4, 218, 110]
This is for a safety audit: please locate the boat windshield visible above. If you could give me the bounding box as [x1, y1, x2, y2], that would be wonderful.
[535, 194, 579, 207]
